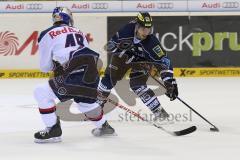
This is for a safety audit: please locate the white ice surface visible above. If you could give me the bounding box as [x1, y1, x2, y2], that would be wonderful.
[0, 78, 240, 160]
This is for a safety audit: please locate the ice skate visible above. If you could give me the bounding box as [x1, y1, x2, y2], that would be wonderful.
[34, 117, 62, 143]
[91, 121, 116, 137]
[153, 107, 173, 125]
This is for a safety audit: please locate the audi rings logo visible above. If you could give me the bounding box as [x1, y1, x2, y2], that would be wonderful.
[157, 3, 174, 9]
[222, 2, 239, 8]
[91, 3, 108, 9]
[26, 3, 43, 10]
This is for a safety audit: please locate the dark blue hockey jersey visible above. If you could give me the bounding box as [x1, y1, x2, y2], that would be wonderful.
[107, 21, 174, 81]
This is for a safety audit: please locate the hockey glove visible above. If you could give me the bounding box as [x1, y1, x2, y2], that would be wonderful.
[164, 78, 178, 101]
[105, 40, 133, 53]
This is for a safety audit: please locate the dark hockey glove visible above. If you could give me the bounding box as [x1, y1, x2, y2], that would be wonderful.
[105, 40, 133, 54]
[164, 78, 178, 101]
[52, 60, 64, 77]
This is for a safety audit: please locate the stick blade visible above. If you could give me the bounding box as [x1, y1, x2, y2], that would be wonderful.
[173, 126, 197, 136]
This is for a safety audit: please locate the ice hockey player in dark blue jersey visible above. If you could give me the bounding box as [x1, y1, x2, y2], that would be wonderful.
[98, 12, 178, 122]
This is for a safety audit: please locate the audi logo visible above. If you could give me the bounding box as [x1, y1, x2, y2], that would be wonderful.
[26, 3, 43, 10]
[157, 3, 174, 9]
[222, 2, 239, 8]
[91, 3, 108, 9]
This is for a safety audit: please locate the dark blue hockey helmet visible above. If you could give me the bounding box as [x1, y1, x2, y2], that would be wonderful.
[52, 7, 74, 26]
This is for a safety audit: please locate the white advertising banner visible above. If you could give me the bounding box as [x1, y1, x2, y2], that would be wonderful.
[189, 0, 240, 11]
[122, 1, 188, 12]
[56, 1, 122, 13]
[0, 1, 55, 13]
[0, 14, 107, 69]
[0, 1, 240, 13]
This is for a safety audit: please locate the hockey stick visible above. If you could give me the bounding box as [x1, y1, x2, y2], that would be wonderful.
[149, 74, 219, 132]
[107, 98, 196, 136]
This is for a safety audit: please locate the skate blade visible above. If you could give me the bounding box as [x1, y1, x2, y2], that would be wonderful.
[34, 137, 62, 143]
[101, 132, 118, 137]
[93, 132, 118, 137]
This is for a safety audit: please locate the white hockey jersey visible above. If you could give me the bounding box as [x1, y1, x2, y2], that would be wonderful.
[38, 24, 89, 72]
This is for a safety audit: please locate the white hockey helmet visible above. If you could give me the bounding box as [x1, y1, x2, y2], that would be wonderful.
[52, 7, 74, 26]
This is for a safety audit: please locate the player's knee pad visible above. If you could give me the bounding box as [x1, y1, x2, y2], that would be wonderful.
[129, 71, 148, 88]
[33, 84, 56, 108]
[77, 102, 103, 121]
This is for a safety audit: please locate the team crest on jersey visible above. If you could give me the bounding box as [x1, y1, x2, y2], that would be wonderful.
[153, 45, 164, 57]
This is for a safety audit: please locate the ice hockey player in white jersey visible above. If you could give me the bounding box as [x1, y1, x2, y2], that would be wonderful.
[33, 7, 115, 143]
